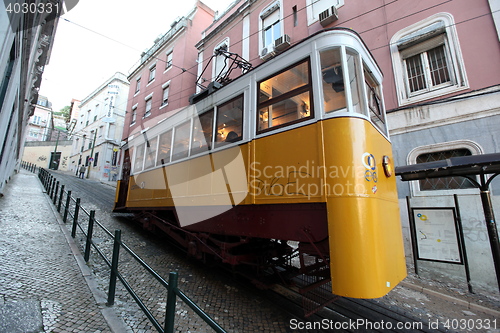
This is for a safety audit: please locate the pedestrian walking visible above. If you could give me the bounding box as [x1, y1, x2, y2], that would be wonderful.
[79, 165, 86, 179]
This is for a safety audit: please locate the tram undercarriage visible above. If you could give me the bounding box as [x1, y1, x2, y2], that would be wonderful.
[131, 209, 336, 316]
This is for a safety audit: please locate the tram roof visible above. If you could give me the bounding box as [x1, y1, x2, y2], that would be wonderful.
[190, 28, 377, 104]
[395, 153, 500, 181]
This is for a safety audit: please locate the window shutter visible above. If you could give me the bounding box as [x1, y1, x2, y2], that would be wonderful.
[400, 34, 446, 59]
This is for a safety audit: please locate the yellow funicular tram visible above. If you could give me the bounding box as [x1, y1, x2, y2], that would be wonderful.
[115, 28, 406, 300]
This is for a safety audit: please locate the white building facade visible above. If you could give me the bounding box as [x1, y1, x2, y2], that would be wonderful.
[69, 72, 129, 182]
[0, 1, 59, 194]
[25, 96, 52, 142]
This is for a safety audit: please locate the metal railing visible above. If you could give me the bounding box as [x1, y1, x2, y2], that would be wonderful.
[30, 165, 226, 333]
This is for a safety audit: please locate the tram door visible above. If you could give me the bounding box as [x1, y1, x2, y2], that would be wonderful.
[115, 149, 131, 209]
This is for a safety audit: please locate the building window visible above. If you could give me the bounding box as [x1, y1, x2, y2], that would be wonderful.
[131, 106, 137, 125]
[81, 136, 86, 152]
[161, 85, 170, 107]
[144, 98, 152, 118]
[261, 3, 281, 48]
[306, 0, 344, 26]
[416, 149, 475, 191]
[390, 13, 468, 106]
[405, 44, 450, 93]
[213, 40, 229, 81]
[166, 51, 173, 70]
[148, 65, 156, 82]
[408, 140, 482, 196]
[135, 78, 141, 93]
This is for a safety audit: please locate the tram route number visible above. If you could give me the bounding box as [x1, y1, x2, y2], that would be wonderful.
[430, 318, 497, 330]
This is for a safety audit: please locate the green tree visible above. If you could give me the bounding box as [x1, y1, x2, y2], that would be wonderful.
[55, 105, 71, 122]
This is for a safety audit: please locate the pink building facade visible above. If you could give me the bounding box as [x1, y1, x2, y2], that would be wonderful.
[123, 1, 216, 139]
[196, 0, 499, 110]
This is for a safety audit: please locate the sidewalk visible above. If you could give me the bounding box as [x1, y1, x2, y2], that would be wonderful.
[0, 170, 129, 333]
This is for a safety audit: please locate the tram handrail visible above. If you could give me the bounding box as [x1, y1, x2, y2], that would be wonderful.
[31, 165, 226, 333]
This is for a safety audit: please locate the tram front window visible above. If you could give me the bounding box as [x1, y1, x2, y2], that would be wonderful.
[364, 67, 387, 135]
[258, 59, 312, 132]
[320, 48, 346, 113]
[346, 49, 364, 115]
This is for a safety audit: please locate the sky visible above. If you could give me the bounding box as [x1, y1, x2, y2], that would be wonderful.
[39, 0, 235, 112]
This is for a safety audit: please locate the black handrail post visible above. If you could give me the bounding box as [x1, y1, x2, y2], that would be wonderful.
[84, 210, 95, 262]
[63, 190, 72, 223]
[53, 181, 59, 205]
[58, 185, 65, 212]
[47, 175, 53, 195]
[47, 175, 51, 193]
[71, 198, 81, 238]
[165, 272, 178, 333]
[50, 178, 56, 200]
[107, 229, 122, 306]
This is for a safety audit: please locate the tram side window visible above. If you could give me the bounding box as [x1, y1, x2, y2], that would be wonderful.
[258, 59, 312, 132]
[144, 137, 158, 169]
[157, 130, 173, 165]
[320, 48, 346, 113]
[364, 67, 387, 135]
[191, 110, 214, 155]
[172, 121, 191, 161]
[215, 95, 243, 147]
[134, 143, 145, 173]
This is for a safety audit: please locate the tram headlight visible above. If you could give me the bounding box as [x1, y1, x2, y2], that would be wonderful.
[382, 155, 393, 177]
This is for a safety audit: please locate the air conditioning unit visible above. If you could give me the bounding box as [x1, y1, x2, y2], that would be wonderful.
[319, 6, 339, 27]
[260, 44, 276, 61]
[274, 34, 291, 52]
